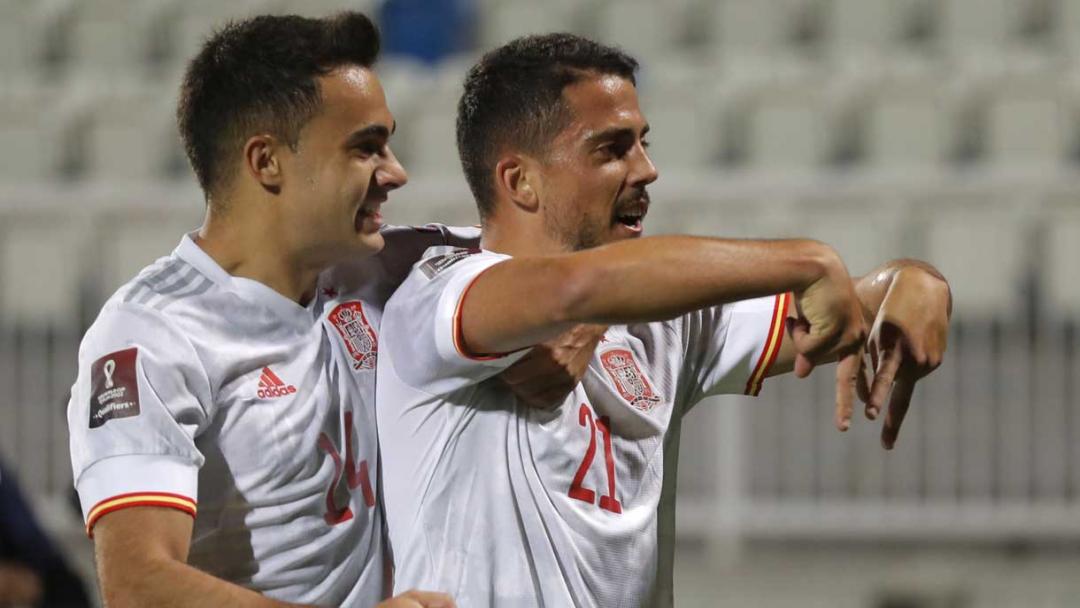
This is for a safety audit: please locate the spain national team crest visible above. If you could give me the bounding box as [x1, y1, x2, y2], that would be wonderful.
[328, 301, 378, 370]
[600, 348, 661, 412]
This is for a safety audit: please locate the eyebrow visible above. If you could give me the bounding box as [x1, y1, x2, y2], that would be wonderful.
[584, 123, 650, 146]
[344, 121, 396, 147]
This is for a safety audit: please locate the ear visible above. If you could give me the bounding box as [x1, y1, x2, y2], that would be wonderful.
[241, 134, 284, 194]
[495, 154, 540, 213]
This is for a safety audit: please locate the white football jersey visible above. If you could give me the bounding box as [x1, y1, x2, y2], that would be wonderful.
[68, 225, 477, 606]
[377, 247, 790, 608]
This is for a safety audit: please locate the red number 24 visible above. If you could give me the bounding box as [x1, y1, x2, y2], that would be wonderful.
[568, 403, 622, 514]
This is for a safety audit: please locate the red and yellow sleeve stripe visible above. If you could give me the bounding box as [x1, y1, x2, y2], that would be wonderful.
[452, 266, 506, 361]
[86, 492, 197, 538]
[744, 292, 791, 397]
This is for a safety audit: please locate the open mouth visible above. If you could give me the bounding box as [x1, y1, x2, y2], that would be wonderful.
[614, 205, 647, 231]
[355, 194, 388, 232]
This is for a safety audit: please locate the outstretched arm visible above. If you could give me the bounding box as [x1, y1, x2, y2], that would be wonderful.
[460, 236, 861, 360]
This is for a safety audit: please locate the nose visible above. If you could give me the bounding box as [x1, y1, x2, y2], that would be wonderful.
[378, 146, 409, 191]
[630, 143, 658, 189]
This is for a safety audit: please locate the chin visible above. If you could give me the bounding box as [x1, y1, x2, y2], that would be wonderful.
[356, 230, 386, 255]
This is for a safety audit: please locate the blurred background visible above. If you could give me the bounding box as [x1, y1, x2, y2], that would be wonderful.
[1, 0, 1079, 606]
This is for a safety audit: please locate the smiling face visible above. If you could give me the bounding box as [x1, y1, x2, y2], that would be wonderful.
[276, 65, 407, 265]
[534, 73, 658, 251]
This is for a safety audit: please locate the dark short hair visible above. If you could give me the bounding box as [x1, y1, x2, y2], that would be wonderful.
[177, 12, 380, 197]
[457, 33, 638, 219]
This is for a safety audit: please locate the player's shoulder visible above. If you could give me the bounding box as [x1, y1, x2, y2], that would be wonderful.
[414, 245, 489, 280]
[106, 252, 215, 316]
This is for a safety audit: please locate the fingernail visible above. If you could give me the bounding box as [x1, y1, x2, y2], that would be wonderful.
[868, 407, 879, 420]
[839, 420, 850, 431]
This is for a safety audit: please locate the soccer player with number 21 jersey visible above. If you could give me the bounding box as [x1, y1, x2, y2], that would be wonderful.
[377, 34, 951, 607]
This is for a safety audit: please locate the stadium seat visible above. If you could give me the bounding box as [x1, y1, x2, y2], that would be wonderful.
[981, 72, 1069, 169]
[742, 80, 833, 171]
[478, 0, 579, 49]
[859, 69, 954, 172]
[594, 0, 690, 59]
[1041, 202, 1080, 319]
[0, 216, 84, 328]
[63, 0, 169, 81]
[940, 0, 1034, 56]
[79, 88, 181, 181]
[823, 0, 934, 60]
[394, 79, 461, 177]
[708, 0, 826, 63]
[923, 199, 1029, 320]
[1062, 0, 1080, 58]
[0, 2, 50, 84]
[0, 87, 70, 181]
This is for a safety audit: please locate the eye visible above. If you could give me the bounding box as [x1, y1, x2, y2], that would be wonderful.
[602, 142, 632, 159]
[352, 141, 384, 157]
[641, 139, 651, 149]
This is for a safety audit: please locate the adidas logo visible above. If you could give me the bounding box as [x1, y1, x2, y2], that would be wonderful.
[257, 367, 297, 399]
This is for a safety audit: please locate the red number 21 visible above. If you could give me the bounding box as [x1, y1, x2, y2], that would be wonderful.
[568, 403, 622, 514]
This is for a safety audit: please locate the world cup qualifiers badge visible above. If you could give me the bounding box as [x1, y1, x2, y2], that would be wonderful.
[328, 301, 378, 370]
[89, 347, 141, 428]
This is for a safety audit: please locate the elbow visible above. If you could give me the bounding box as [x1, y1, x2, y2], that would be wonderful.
[97, 555, 173, 608]
[550, 260, 602, 325]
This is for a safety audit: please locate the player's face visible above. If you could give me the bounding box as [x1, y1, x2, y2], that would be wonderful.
[279, 65, 407, 264]
[535, 74, 657, 251]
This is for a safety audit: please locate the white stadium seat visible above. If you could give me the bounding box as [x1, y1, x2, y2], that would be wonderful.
[861, 71, 953, 171]
[0, 217, 84, 328]
[594, 0, 689, 59]
[0, 87, 70, 180]
[80, 88, 181, 181]
[63, 0, 169, 80]
[744, 83, 832, 171]
[479, 0, 578, 49]
[923, 200, 1029, 320]
[394, 81, 461, 177]
[981, 74, 1069, 168]
[0, 3, 49, 83]
[1041, 203, 1080, 319]
[940, 0, 1035, 56]
[708, 0, 825, 62]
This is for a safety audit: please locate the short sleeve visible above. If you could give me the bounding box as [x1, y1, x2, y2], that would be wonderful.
[382, 248, 529, 395]
[681, 293, 790, 408]
[67, 303, 211, 536]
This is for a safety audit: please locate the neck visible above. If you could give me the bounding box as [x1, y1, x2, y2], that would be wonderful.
[194, 196, 320, 304]
[478, 206, 569, 257]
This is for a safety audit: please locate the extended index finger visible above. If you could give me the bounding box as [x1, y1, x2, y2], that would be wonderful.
[867, 342, 902, 419]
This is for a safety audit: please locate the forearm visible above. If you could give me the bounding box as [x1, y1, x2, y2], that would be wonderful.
[97, 553, 300, 608]
[463, 236, 839, 354]
[98, 551, 299, 608]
